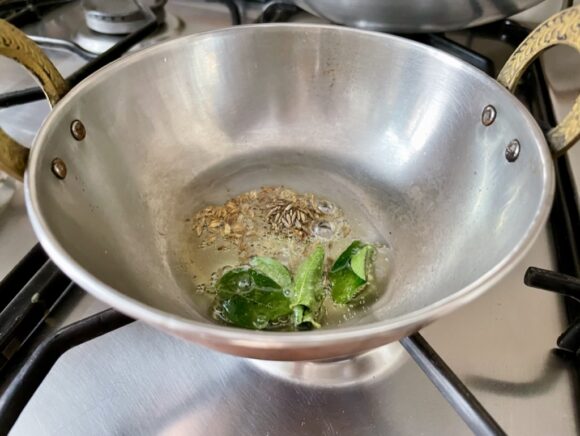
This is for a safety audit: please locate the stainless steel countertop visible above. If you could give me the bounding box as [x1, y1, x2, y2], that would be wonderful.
[8, 229, 576, 436]
[1, 1, 579, 434]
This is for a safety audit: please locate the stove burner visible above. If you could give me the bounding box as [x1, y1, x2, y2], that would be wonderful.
[82, 0, 166, 35]
[74, 12, 182, 54]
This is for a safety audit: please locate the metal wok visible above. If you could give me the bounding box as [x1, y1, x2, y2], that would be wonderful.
[294, 0, 545, 32]
[0, 7, 578, 361]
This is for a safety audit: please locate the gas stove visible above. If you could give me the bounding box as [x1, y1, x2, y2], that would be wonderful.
[0, 1, 579, 435]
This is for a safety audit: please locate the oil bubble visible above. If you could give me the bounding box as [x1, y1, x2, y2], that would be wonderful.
[238, 276, 253, 291]
[312, 221, 334, 239]
[253, 315, 269, 329]
[317, 200, 335, 214]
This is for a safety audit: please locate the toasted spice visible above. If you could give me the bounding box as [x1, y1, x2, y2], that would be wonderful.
[191, 186, 349, 254]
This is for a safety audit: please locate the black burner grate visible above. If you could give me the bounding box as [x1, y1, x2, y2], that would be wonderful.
[0, 0, 76, 25]
[525, 268, 580, 355]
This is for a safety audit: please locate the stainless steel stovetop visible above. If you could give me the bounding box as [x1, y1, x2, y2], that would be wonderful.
[0, 1, 579, 434]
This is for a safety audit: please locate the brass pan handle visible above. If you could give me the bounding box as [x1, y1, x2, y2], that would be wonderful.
[0, 19, 69, 181]
[497, 5, 580, 155]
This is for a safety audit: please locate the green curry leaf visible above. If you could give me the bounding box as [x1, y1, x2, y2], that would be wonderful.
[214, 267, 292, 330]
[331, 241, 365, 272]
[250, 256, 292, 290]
[351, 245, 373, 280]
[291, 245, 325, 328]
[330, 241, 375, 304]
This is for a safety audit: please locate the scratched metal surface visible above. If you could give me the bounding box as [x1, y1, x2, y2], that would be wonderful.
[8, 229, 577, 436]
[9, 321, 470, 435]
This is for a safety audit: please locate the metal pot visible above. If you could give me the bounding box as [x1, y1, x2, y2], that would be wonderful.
[294, 0, 545, 32]
[0, 7, 578, 361]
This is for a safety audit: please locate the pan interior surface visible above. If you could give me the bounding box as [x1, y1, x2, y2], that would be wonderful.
[27, 25, 552, 355]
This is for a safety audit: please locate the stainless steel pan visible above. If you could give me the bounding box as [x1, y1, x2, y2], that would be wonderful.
[294, 0, 545, 32]
[0, 7, 578, 361]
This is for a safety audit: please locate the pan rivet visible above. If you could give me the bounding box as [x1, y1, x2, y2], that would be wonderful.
[505, 139, 520, 162]
[70, 120, 86, 141]
[51, 158, 67, 179]
[481, 105, 496, 126]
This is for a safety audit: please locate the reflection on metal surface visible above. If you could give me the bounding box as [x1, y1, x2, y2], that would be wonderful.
[250, 343, 407, 387]
[9, 322, 469, 435]
[69, 119, 85, 141]
[505, 139, 521, 162]
[50, 158, 67, 179]
[28, 35, 95, 61]
[481, 104, 497, 126]
[463, 353, 569, 397]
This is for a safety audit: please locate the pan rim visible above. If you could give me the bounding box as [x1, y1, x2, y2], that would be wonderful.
[25, 23, 556, 353]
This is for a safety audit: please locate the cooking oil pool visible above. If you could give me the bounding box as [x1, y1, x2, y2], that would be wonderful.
[176, 186, 391, 328]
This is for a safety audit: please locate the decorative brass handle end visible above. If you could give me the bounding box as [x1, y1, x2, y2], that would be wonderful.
[546, 96, 580, 154]
[0, 130, 28, 180]
[0, 19, 69, 181]
[497, 5, 580, 155]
